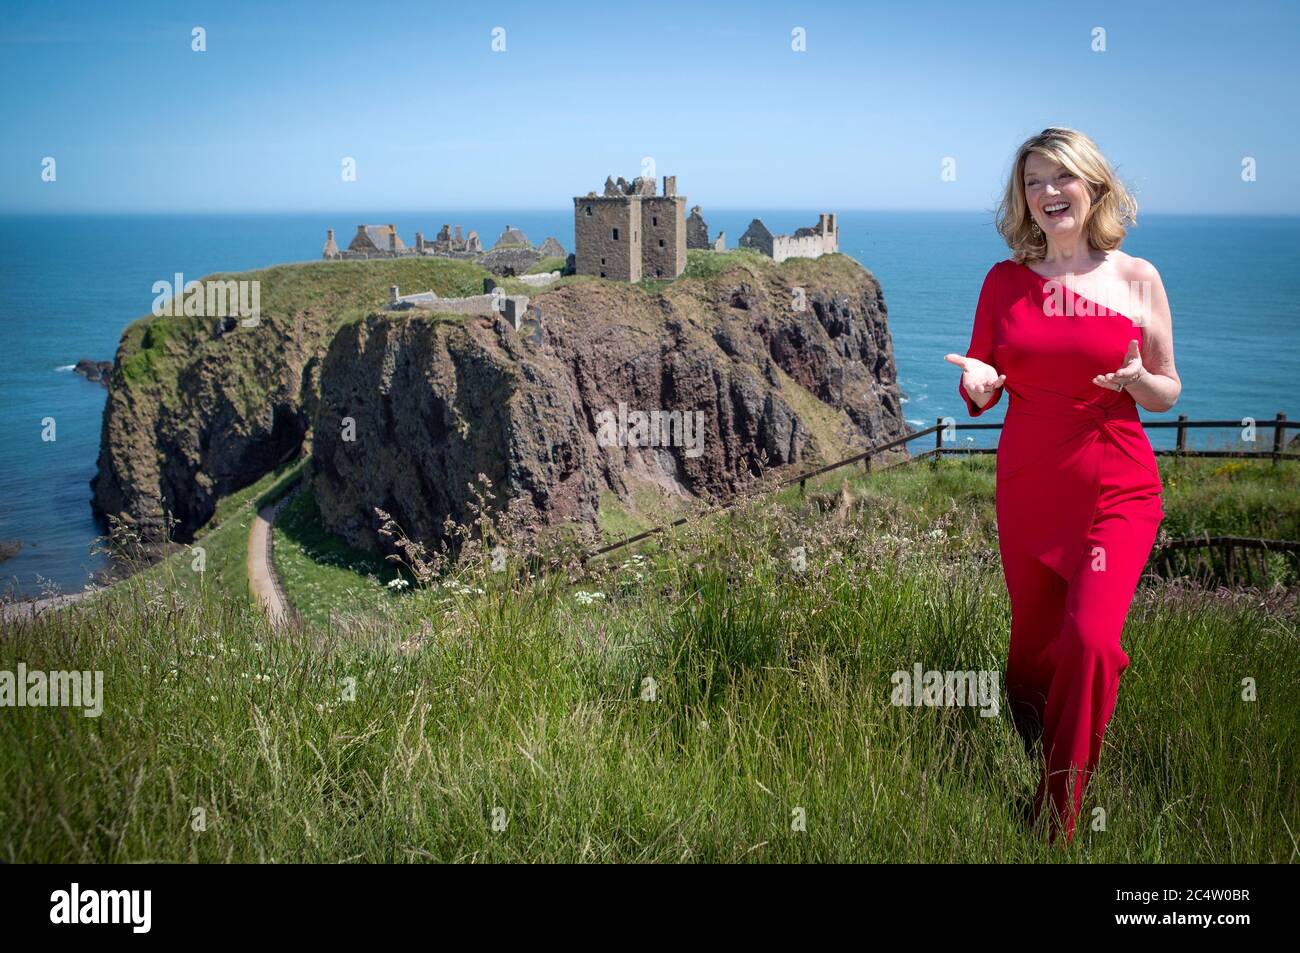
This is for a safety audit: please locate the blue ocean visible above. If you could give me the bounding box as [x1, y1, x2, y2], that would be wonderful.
[2, 211, 1298, 597]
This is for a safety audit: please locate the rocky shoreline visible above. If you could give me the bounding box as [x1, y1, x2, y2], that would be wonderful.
[73, 359, 113, 387]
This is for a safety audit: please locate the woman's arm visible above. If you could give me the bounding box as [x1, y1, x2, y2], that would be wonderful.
[1096, 258, 1181, 412]
[949, 264, 1006, 416]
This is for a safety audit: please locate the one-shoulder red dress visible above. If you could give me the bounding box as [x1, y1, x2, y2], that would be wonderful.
[959, 259, 1165, 843]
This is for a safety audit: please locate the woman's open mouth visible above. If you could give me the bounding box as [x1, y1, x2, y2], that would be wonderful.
[1043, 201, 1071, 219]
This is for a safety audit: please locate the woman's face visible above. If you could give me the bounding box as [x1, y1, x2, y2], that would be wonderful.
[1023, 152, 1092, 242]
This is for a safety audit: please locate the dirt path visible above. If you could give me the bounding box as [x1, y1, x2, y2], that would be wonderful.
[248, 494, 295, 627]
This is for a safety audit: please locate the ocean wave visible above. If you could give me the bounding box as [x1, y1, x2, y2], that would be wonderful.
[54, 364, 76, 372]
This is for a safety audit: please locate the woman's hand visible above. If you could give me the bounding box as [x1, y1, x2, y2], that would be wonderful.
[1093, 339, 1145, 392]
[945, 353, 1006, 408]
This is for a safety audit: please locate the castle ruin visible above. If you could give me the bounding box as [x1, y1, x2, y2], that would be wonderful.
[324, 224, 407, 259]
[573, 175, 686, 281]
[686, 206, 725, 252]
[739, 214, 839, 263]
[421, 224, 482, 257]
[385, 284, 531, 328]
[323, 222, 566, 277]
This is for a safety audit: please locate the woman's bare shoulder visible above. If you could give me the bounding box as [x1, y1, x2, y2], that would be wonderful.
[1109, 249, 1162, 284]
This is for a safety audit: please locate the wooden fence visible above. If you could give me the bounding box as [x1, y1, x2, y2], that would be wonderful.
[588, 411, 1299, 585]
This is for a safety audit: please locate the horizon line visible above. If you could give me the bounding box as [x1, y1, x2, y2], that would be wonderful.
[3, 208, 1297, 218]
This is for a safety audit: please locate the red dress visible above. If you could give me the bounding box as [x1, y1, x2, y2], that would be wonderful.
[959, 259, 1165, 843]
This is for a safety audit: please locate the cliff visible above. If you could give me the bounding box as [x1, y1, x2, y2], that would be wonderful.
[91, 257, 488, 544]
[93, 250, 907, 557]
[309, 251, 907, 553]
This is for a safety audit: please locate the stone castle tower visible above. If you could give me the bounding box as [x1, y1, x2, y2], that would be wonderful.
[573, 175, 686, 281]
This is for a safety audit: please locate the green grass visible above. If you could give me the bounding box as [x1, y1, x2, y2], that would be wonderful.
[121, 460, 306, 604]
[1158, 453, 1300, 540]
[680, 247, 773, 280]
[2, 455, 1295, 862]
[272, 487, 407, 629]
[113, 256, 491, 398]
[525, 256, 567, 275]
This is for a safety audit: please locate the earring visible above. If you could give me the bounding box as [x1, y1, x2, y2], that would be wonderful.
[1031, 221, 1042, 237]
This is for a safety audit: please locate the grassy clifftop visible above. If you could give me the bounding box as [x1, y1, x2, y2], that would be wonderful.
[115, 257, 491, 393]
[93, 257, 497, 543]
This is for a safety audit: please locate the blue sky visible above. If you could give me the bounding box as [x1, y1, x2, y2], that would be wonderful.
[1, 0, 1297, 213]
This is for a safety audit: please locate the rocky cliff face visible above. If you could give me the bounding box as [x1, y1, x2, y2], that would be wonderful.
[91, 258, 488, 545]
[309, 253, 907, 554]
[93, 252, 906, 559]
[91, 305, 316, 544]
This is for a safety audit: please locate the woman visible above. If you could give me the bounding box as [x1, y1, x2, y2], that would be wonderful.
[944, 127, 1181, 843]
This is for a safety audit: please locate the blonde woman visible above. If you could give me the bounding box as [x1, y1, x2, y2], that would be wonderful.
[945, 127, 1181, 843]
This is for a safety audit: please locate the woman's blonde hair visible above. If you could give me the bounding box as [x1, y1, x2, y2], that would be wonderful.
[995, 127, 1138, 263]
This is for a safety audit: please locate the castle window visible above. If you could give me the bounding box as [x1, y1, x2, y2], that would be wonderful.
[585, 206, 592, 216]
[600, 257, 605, 265]
[652, 217, 658, 226]
[611, 228, 619, 241]
[658, 239, 665, 248]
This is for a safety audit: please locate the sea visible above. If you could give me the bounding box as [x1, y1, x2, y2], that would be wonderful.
[2, 211, 1297, 597]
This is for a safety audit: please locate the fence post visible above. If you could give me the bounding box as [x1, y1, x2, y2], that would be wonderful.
[932, 417, 943, 470]
[1176, 414, 1187, 454]
[1273, 411, 1286, 465]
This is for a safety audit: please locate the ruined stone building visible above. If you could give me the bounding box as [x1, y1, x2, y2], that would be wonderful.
[739, 214, 839, 263]
[322, 221, 566, 277]
[419, 224, 481, 257]
[384, 284, 531, 328]
[537, 236, 566, 258]
[573, 175, 687, 281]
[492, 225, 531, 248]
[686, 206, 726, 252]
[323, 224, 407, 259]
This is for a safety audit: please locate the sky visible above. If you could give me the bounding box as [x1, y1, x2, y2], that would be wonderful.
[1, 0, 1297, 214]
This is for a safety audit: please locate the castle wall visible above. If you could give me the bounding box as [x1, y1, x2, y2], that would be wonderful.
[739, 225, 774, 257]
[686, 208, 711, 250]
[640, 196, 686, 279]
[390, 292, 530, 319]
[574, 196, 642, 281]
[770, 232, 837, 263]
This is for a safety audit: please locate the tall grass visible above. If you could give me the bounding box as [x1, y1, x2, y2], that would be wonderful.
[1, 459, 1294, 862]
